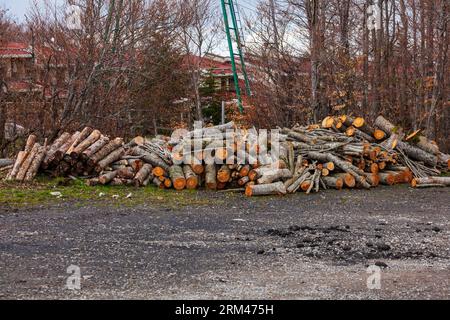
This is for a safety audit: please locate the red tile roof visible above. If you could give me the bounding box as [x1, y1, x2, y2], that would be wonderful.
[0, 42, 33, 58]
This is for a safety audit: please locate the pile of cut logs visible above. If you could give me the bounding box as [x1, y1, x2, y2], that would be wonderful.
[3, 115, 450, 195]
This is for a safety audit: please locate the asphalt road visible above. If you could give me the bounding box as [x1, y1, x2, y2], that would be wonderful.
[0, 186, 449, 299]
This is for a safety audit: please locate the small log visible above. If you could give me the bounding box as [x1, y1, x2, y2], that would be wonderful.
[217, 165, 231, 183]
[85, 178, 100, 186]
[0, 159, 14, 168]
[169, 165, 186, 190]
[411, 176, 450, 188]
[128, 159, 144, 172]
[134, 164, 153, 187]
[163, 177, 173, 189]
[339, 115, 356, 127]
[205, 164, 217, 190]
[24, 145, 47, 181]
[239, 165, 251, 177]
[286, 171, 311, 193]
[413, 136, 440, 155]
[183, 165, 198, 189]
[116, 167, 135, 179]
[322, 176, 344, 190]
[396, 141, 437, 167]
[99, 171, 118, 185]
[245, 181, 287, 197]
[321, 116, 335, 128]
[378, 172, 395, 185]
[95, 147, 125, 173]
[334, 173, 356, 188]
[238, 176, 250, 186]
[152, 167, 166, 177]
[190, 163, 204, 175]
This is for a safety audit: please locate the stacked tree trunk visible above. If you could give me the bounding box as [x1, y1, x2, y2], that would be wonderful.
[3, 116, 449, 195]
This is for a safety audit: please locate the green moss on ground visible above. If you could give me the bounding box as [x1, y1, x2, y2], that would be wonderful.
[0, 175, 216, 209]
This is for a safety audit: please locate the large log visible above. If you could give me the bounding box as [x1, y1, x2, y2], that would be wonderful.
[52, 131, 80, 163]
[16, 143, 39, 181]
[245, 181, 287, 197]
[7, 151, 28, 180]
[71, 129, 101, 159]
[41, 132, 71, 168]
[374, 115, 399, 137]
[81, 135, 110, 161]
[205, 164, 217, 190]
[24, 145, 47, 181]
[396, 141, 437, 167]
[169, 165, 186, 190]
[133, 164, 153, 187]
[257, 169, 292, 185]
[89, 138, 123, 165]
[95, 147, 125, 173]
[411, 176, 450, 187]
[183, 165, 198, 189]
[66, 127, 93, 155]
[130, 147, 170, 172]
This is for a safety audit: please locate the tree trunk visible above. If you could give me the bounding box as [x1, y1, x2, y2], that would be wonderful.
[169, 165, 186, 190]
[24, 145, 47, 181]
[246, 181, 287, 197]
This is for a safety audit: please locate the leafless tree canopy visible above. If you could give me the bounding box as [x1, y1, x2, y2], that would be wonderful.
[0, 0, 448, 153]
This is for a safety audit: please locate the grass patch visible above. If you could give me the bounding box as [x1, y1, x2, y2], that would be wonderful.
[0, 175, 215, 209]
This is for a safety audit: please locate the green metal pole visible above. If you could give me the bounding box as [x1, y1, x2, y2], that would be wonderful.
[220, 0, 244, 114]
[228, 0, 252, 96]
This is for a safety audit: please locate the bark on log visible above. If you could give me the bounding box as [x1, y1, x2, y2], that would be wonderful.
[71, 129, 101, 159]
[411, 176, 450, 187]
[413, 136, 440, 155]
[133, 163, 153, 187]
[52, 131, 80, 163]
[6, 151, 27, 180]
[286, 171, 311, 193]
[322, 176, 344, 190]
[334, 173, 356, 188]
[24, 145, 47, 181]
[169, 165, 186, 190]
[66, 127, 93, 155]
[130, 147, 170, 172]
[0, 159, 14, 168]
[217, 165, 231, 183]
[99, 171, 118, 185]
[81, 135, 110, 161]
[89, 138, 123, 165]
[24, 134, 37, 152]
[396, 141, 437, 167]
[205, 164, 217, 190]
[42, 132, 71, 168]
[246, 181, 287, 197]
[374, 115, 398, 137]
[257, 169, 293, 185]
[117, 167, 135, 179]
[183, 165, 198, 189]
[307, 151, 371, 188]
[16, 143, 39, 181]
[95, 147, 125, 173]
[378, 172, 395, 185]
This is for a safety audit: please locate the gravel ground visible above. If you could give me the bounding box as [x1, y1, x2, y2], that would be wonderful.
[0, 186, 449, 299]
